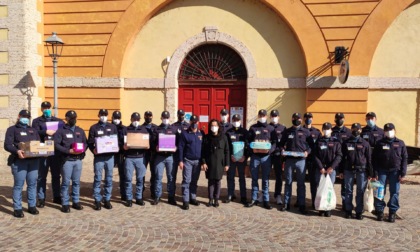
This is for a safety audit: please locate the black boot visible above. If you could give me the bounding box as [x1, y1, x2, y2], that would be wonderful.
[388, 212, 396, 223]
[28, 207, 39, 215]
[168, 196, 177, 206]
[61, 205, 71, 213]
[224, 196, 232, 204]
[280, 204, 290, 212]
[246, 200, 259, 208]
[189, 199, 200, 206]
[214, 199, 219, 208]
[263, 201, 273, 210]
[37, 199, 45, 208]
[13, 209, 24, 218]
[53, 197, 61, 204]
[94, 201, 102, 211]
[136, 199, 145, 206]
[356, 212, 364, 220]
[345, 211, 353, 219]
[72, 202, 83, 210]
[299, 206, 307, 215]
[376, 211, 384, 221]
[103, 200, 113, 210]
[207, 199, 214, 207]
[319, 211, 325, 216]
[181, 202, 189, 210]
[125, 200, 132, 207]
[240, 197, 248, 205]
[324, 211, 331, 217]
[151, 198, 160, 206]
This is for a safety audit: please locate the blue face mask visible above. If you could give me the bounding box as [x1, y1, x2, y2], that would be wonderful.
[305, 118, 313, 125]
[19, 117, 29, 125]
[43, 109, 52, 118]
[191, 123, 198, 129]
[367, 119, 375, 128]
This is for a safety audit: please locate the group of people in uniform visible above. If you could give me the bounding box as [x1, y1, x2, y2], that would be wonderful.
[4, 101, 407, 223]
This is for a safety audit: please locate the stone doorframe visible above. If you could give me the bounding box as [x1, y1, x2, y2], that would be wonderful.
[164, 26, 258, 126]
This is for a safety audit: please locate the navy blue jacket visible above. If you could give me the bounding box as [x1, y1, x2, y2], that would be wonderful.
[4, 123, 40, 155]
[270, 123, 286, 157]
[152, 124, 177, 156]
[112, 122, 126, 154]
[32, 116, 64, 142]
[332, 125, 352, 144]
[342, 136, 373, 177]
[178, 128, 204, 161]
[124, 124, 150, 158]
[361, 125, 384, 147]
[372, 137, 408, 177]
[221, 122, 232, 134]
[279, 126, 311, 157]
[226, 126, 249, 159]
[54, 124, 87, 160]
[87, 121, 118, 156]
[248, 121, 277, 156]
[313, 137, 342, 170]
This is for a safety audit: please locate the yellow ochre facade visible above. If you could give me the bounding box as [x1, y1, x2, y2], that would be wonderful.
[0, 0, 419, 156]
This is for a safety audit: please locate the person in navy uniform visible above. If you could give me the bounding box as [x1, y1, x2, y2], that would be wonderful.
[225, 114, 249, 205]
[339, 123, 373, 220]
[111, 110, 127, 201]
[123, 112, 150, 207]
[372, 123, 407, 223]
[246, 109, 277, 210]
[151, 111, 177, 205]
[269, 109, 286, 206]
[303, 112, 321, 209]
[88, 109, 119, 210]
[32, 101, 65, 207]
[313, 122, 342, 217]
[279, 113, 311, 214]
[361, 112, 384, 147]
[332, 112, 352, 212]
[54, 110, 88, 213]
[142, 111, 158, 199]
[171, 109, 190, 205]
[220, 108, 232, 133]
[4, 109, 41, 217]
[178, 115, 204, 210]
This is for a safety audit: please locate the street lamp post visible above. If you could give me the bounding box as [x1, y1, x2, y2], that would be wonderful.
[45, 32, 64, 117]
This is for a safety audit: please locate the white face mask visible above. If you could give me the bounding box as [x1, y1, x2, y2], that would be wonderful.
[162, 119, 170, 125]
[258, 117, 267, 123]
[271, 117, 279, 124]
[132, 121, 140, 127]
[221, 115, 228, 122]
[113, 119, 120, 125]
[232, 121, 241, 128]
[385, 130, 395, 138]
[100, 116, 107, 123]
[211, 126, 219, 133]
[323, 129, 332, 138]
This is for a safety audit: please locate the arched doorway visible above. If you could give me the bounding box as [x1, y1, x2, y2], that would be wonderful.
[178, 44, 247, 132]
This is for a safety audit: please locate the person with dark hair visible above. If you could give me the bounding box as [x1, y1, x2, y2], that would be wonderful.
[111, 110, 127, 201]
[201, 119, 230, 207]
[4, 109, 41, 217]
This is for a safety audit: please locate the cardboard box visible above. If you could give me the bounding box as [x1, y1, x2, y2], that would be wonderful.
[18, 140, 54, 157]
[72, 142, 85, 153]
[158, 134, 176, 152]
[95, 135, 119, 154]
[126, 133, 149, 149]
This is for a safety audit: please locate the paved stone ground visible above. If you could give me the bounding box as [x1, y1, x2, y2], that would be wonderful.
[0, 155, 419, 251]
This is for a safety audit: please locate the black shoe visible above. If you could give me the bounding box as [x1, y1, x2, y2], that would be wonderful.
[377, 211, 384, 221]
[246, 200, 259, 208]
[181, 202, 189, 210]
[318, 211, 325, 216]
[324, 211, 331, 217]
[168, 196, 177, 206]
[94, 201, 102, 211]
[53, 197, 61, 204]
[61, 205, 71, 213]
[13, 209, 24, 218]
[263, 201, 273, 210]
[121, 195, 127, 201]
[356, 213, 364, 220]
[207, 199, 214, 207]
[125, 200, 132, 207]
[214, 200, 219, 208]
[37, 199, 45, 208]
[299, 206, 307, 215]
[240, 197, 248, 205]
[345, 211, 353, 219]
[189, 199, 200, 206]
[72, 203, 83, 210]
[136, 199, 145, 206]
[280, 204, 290, 212]
[231, 195, 237, 201]
[224, 196, 232, 204]
[388, 213, 396, 223]
[151, 198, 160, 206]
[28, 207, 39, 215]
[103, 200, 113, 210]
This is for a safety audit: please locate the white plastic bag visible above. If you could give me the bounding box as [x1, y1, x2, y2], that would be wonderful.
[315, 174, 337, 211]
[364, 181, 374, 213]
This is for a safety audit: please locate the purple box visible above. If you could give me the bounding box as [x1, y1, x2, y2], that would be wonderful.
[158, 134, 176, 152]
[46, 121, 59, 131]
[72, 142, 85, 153]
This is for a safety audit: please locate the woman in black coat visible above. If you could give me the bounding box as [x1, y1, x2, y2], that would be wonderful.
[201, 119, 230, 207]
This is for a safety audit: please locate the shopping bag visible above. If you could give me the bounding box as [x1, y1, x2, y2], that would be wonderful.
[315, 174, 337, 211]
[370, 181, 384, 200]
[364, 181, 374, 213]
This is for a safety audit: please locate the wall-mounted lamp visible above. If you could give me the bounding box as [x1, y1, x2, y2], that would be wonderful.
[334, 46, 348, 64]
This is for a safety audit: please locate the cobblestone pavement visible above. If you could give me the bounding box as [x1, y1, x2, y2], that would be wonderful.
[0, 156, 419, 251]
